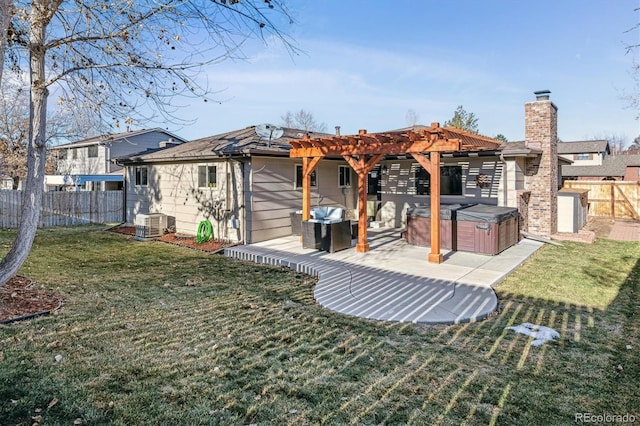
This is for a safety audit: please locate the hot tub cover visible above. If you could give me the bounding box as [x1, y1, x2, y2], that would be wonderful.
[456, 204, 518, 223]
[406, 204, 471, 220]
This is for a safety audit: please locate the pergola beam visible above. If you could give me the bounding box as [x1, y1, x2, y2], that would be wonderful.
[290, 139, 460, 158]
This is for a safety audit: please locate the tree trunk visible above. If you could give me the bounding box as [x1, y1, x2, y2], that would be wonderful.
[0, 0, 13, 83]
[0, 2, 48, 287]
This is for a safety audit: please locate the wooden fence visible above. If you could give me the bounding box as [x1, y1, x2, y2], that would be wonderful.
[563, 181, 640, 221]
[0, 190, 124, 228]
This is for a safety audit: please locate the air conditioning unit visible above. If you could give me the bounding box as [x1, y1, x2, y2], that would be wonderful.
[134, 213, 167, 239]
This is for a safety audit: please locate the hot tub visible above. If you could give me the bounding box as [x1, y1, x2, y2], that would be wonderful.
[405, 204, 469, 249]
[455, 205, 519, 255]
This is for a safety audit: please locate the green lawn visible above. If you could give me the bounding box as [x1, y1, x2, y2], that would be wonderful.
[1, 226, 638, 425]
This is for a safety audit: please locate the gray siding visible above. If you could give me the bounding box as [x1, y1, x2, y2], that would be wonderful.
[248, 157, 357, 243]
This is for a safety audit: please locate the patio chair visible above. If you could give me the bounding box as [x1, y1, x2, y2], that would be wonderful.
[302, 207, 352, 253]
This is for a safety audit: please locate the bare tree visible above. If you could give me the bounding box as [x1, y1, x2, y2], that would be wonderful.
[0, 0, 297, 287]
[281, 109, 327, 132]
[623, 7, 639, 119]
[628, 135, 640, 153]
[590, 132, 629, 155]
[0, 80, 102, 188]
[405, 109, 419, 127]
[0, 81, 28, 188]
[0, 0, 12, 83]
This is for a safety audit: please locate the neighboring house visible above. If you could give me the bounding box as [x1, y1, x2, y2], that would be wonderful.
[47, 128, 186, 191]
[562, 154, 640, 181]
[558, 140, 610, 166]
[117, 91, 565, 243]
[0, 174, 13, 190]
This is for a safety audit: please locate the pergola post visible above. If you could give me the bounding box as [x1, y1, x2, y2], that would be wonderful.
[302, 156, 322, 221]
[428, 153, 443, 263]
[343, 152, 384, 253]
[411, 152, 443, 263]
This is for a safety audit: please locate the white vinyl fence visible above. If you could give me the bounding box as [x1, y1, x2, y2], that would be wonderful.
[0, 190, 124, 228]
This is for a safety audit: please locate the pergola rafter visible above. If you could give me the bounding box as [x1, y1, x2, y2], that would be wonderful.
[289, 122, 500, 263]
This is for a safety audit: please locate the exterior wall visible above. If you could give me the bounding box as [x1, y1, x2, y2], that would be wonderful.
[107, 131, 179, 173]
[378, 157, 503, 228]
[558, 153, 602, 166]
[248, 157, 357, 243]
[524, 98, 558, 236]
[624, 166, 640, 181]
[57, 145, 108, 175]
[56, 131, 180, 175]
[124, 159, 244, 242]
[125, 155, 358, 244]
[498, 157, 526, 207]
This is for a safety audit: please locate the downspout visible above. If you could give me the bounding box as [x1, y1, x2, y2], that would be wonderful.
[228, 156, 246, 244]
[114, 157, 127, 223]
[499, 152, 508, 207]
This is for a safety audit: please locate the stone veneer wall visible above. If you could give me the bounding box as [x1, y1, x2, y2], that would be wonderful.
[524, 97, 558, 236]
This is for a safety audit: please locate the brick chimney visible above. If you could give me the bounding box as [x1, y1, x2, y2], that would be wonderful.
[525, 90, 558, 236]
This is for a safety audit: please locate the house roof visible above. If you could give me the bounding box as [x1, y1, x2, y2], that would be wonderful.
[562, 154, 640, 177]
[116, 126, 331, 164]
[498, 141, 542, 157]
[557, 140, 610, 155]
[51, 128, 187, 149]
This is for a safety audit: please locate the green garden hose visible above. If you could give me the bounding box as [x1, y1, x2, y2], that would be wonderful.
[196, 220, 213, 243]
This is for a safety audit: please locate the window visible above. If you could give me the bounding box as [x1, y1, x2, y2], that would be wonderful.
[135, 166, 148, 186]
[58, 150, 67, 160]
[415, 166, 430, 195]
[198, 165, 217, 188]
[295, 164, 317, 189]
[72, 148, 78, 160]
[338, 165, 351, 187]
[576, 153, 590, 160]
[87, 145, 98, 158]
[414, 165, 463, 196]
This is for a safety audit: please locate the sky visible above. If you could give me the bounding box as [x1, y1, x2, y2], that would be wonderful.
[167, 0, 640, 144]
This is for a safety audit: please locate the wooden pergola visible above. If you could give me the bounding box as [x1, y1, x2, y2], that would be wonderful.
[289, 123, 500, 263]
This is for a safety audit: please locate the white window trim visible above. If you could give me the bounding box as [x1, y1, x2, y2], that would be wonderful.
[134, 166, 148, 187]
[294, 164, 317, 189]
[198, 164, 218, 188]
[338, 165, 351, 188]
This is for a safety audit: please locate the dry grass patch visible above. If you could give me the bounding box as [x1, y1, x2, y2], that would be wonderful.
[0, 226, 638, 424]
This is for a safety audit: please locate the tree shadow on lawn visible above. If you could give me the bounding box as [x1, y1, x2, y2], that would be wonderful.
[0, 234, 638, 425]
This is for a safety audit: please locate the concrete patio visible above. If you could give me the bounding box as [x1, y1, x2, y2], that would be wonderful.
[225, 227, 543, 324]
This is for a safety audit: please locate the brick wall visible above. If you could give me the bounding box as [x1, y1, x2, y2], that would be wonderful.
[524, 94, 558, 236]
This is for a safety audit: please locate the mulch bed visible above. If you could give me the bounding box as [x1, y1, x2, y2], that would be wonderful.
[109, 226, 233, 253]
[1, 226, 234, 324]
[0, 276, 63, 323]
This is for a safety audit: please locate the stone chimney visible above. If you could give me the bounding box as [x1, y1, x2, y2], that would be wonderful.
[524, 90, 558, 236]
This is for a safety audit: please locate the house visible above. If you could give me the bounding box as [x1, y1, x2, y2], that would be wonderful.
[47, 128, 186, 191]
[562, 154, 640, 181]
[117, 90, 564, 247]
[115, 126, 348, 243]
[558, 140, 610, 166]
[0, 174, 13, 190]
